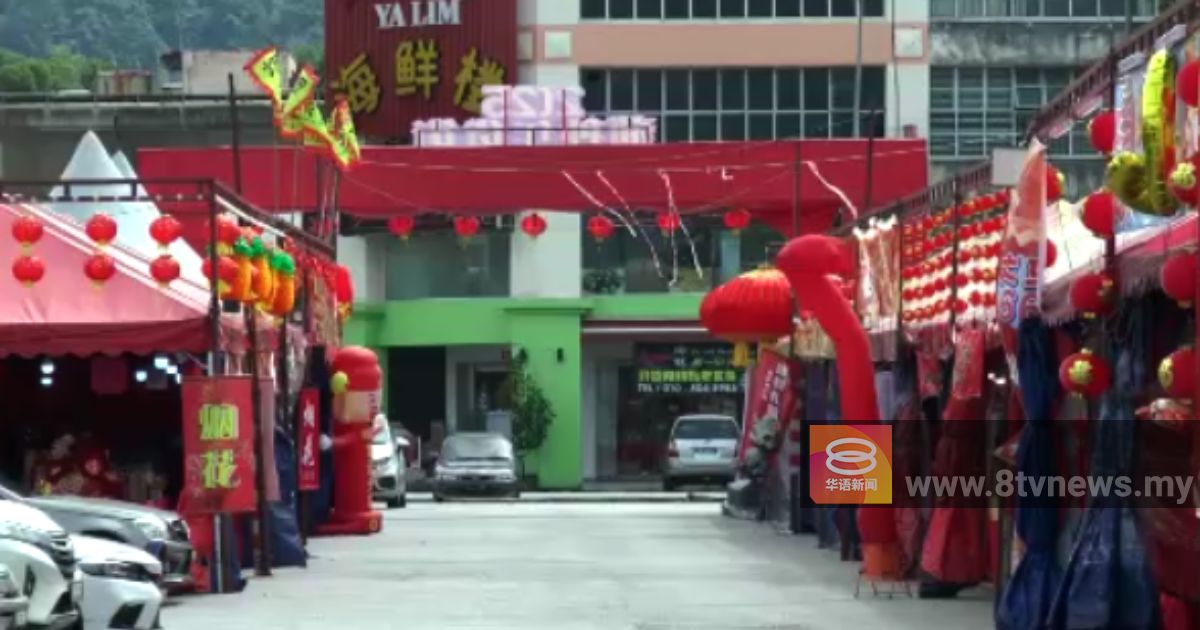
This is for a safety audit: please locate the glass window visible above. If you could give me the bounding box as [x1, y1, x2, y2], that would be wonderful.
[721, 113, 746, 140]
[665, 115, 691, 141]
[720, 0, 746, 17]
[1044, 0, 1070, 16]
[831, 68, 855, 109]
[777, 69, 801, 109]
[959, 0, 985, 16]
[386, 231, 510, 299]
[986, 68, 1012, 108]
[749, 113, 774, 139]
[804, 112, 830, 137]
[637, 0, 664, 17]
[804, 0, 829, 16]
[862, 0, 884, 16]
[777, 0, 803, 16]
[931, 0, 957, 16]
[804, 68, 829, 109]
[665, 0, 691, 17]
[1100, 0, 1125, 15]
[860, 66, 884, 110]
[610, 0, 635, 18]
[610, 69, 635, 110]
[694, 114, 719, 140]
[693, 0, 719, 16]
[830, 0, 855, 17]
[637, 69, 663, 110]
[747, 68, 774, 109]
[582, 0, 607, 18]
[693, 70, 718, 109]
[748, 0, 774, 16]
[831, 111, 855, 137]
[582, 69, 608, 112]
[666, 70, 690, 110]
[957, 67, 984, 109]
[776, 113, 802, 138]
[1073, 0, 1099, 16]
[721, 69, 746, 109]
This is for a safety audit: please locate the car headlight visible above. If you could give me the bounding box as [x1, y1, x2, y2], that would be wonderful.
[434, 465, 457, 480]
[0, 520, 49, 548]
[132, 516, 168, 541]
[80, 561, 153, 582]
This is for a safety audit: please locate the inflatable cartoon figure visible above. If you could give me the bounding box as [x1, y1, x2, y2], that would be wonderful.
[314, 346, 383, 536]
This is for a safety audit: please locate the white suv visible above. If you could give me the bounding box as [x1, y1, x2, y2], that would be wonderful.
[0, 563, 29, 630]
[0, 499, 82, 629]
[663, 415, 741, 491]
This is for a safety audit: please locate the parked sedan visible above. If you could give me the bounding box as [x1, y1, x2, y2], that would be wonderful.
[663, 414, 740, 491]
[73, 535, 164, 630]
[0, 499, 81, 630]
[0, 563, 29, 630]
[432, 433, 520, 501]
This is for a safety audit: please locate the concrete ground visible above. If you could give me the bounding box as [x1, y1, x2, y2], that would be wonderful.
[163, 502, 992, 630]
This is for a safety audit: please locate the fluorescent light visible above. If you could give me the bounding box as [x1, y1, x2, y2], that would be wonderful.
[153, 354, 169, 370]
[39, 376, 52, 387]
[135, 370, 148, 383]
[165, 364, 179, 376]
[174, 374, 182, 385]
[40, 359, 54, 375]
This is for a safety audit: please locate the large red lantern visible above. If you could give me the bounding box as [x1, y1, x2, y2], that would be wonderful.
[1069, 272, 1116, 318]
[700, 267, 794, 367]
[85, 213, 118, 247]
[1161, 252, 1197, 306]
[150, 255, 181, 287]
[84, 253, 116, 287]
[656, 211, 681, 236]
[1179, 59, 1200, 108]
[1087, 111, 1116, 154]
[1081, 191, 1118, 238]
[388, 216, 416, 241]
[11, 215, 43, 252]
[1046, 165, 1065, 204]
[149, 215, 182, 251]
[12, 255, 44, 287]
[587, 215, 615, 243]
[520, 213, 548, 239]
[1158, 346, 1196, 399]
[1059, 349, 1111, 399]
[453, 216, 480, 243]
[723, 208, 751, 234]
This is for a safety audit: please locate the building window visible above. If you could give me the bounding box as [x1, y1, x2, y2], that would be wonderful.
[930, 65, 1089, 159]
[582, 66, 887, 141]
[931, 0, 1156, 18]
[580, 0, 883, 19]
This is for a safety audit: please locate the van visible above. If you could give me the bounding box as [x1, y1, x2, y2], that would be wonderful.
[663, 414, 741, 491]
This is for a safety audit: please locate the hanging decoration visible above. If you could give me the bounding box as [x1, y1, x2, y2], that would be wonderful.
[1069, 271, 1116, 318]
[214, 215, 242, 254]
[520, 213, 548, 239]
[1106, 50, 1179, 216]
[587, 215, 615, 243]
[11, 215, 43, 252]
[270, 251, 297, 317]
[1080, 191, 1118, 238]
[387, 216, 416, 241]
[335, 264, 354, 321]
[1170, 155, 1200, 207]
[656, 211, 680, 236]
[1088, 110, 1116, 154]
[149, 255, 181, 287]
[1046, 164, 1065, 204]
[453, 216, 480, 245]
[85, 213, 118, 248]
[1158, 346, 1195, 399]
[83, 253, 116, 288]
[148, 215, 183, 252]
[699, 267, 794, 368]
[723, 208, 751, 234]
[250, 236, 275, 309]
[229, 237, 255, 303]
[12, 255, 44, 288]
[202, 256, 238, 299]
[1160, 252, 1196, 306]
[1059, 349, 1112, 399]
[1178, 58, 1200, 109]
[1045, 239, 1058, 268]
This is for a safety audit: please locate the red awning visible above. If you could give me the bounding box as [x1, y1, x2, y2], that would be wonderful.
[138, 139, 927, 236]
[0, 203, 212, 357]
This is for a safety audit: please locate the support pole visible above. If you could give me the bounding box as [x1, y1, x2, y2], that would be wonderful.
[246, 307, 273, 577]
[852, 0, 865, 137]
[227, 74, 243, 195]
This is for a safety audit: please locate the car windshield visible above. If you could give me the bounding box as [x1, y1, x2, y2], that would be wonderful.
[442, 435, 513, 462]
[0, 477, 23, 501]
[673, 418, 739, 440]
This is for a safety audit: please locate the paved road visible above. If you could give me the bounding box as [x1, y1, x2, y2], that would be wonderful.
[163, 502, 992, 630]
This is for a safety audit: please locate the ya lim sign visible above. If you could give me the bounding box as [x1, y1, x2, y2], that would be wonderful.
[412, 85, 658, 146]
[326, 0, 517, 139]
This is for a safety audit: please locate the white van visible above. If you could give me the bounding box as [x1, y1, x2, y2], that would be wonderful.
[0, 496, 81, 629]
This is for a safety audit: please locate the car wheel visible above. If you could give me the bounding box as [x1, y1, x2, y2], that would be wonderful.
[433, 494, 445, 503]
[662, 478, 676, 492]
[386, 496, 402, 509]
[397, 494, 407, 508]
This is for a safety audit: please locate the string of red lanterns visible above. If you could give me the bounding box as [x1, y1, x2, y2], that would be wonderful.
[10, 214, 45, 288]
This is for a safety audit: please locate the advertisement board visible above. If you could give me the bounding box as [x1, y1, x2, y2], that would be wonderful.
[634, 343, 741, 396]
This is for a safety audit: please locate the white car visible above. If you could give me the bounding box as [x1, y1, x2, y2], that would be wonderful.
[663, 414, 741, 491]
[0, 563, 29, 630]
[72, 536, 163, 630]
[371, 418, 408, 509]
[0, 499, 82, 629]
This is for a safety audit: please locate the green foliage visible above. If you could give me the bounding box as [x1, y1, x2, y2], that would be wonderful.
[0, 45, 111, 92]
[498, 353, 555, 457]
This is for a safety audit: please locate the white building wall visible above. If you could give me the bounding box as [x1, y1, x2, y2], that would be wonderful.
[336, 234, 387, 303]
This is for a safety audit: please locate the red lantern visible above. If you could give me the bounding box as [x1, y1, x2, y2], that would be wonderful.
[215, 214, 241, 248]
[12, 255, 44, 287]
[334, 264, 354, 320]
[1161, 252, 1197, 306]
[1158, 346, 1196, 399]
[1087, 111, 1116, 154]
[202, 255, 238, 289]
[149, 215, 182, 251]
[521, 213, 548, 239]
[387, 216, 416, 241]
[149, 255, 181, 287]
[1069, 272, 1116, 318]
[969, 291, 983, 306]
[954, 299, 968, 314]
[1081, 191, 1117, 238]
[1045, 239, 1058, 268]
[453, 216, 481, 242]
[1046, 165, 1065, 204]
[983, 293, 996, 307]
[587, 215, 615, 243]
[723, 208, 751, 233]
[656, 211, 681, 236]
[11, 215, 43, 251]
[1059, 349, 1111, 399]
[85, 213, 118, 247]
[1179, 59, 1200, 108]
[699, 267, 794, 367]
[84, 253, 116, 287]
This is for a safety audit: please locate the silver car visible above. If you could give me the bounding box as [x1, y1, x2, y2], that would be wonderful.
[0, 563, 29, 630]
[371, 421, 408, 509]
[432, 433, 520, 501]
[663, 415, 740, 491]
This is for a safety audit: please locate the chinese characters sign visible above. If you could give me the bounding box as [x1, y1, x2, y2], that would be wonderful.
[325, 0, 517, 139]
[634, 344, 741, 395]
[996, 140, 1047, 328]
[739, 351, 795, 462]
[297, 388, 321, 491]
[181, 377, 257, 516]
[810, 425, 892, 505]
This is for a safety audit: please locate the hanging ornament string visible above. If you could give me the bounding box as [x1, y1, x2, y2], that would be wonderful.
[803, 160, 859, 221]
[659, 170, 705, 284]
[563, 170, 665, 279]
[594, 170, 666, 278]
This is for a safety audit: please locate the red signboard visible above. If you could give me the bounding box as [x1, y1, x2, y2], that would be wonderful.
[297, 388, 321, 491]
[180, 376, 257, 516]
[739, 351, 797, 463]
[325, 0, 518, 140]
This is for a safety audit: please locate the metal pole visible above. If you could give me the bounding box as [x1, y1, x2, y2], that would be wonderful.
[205, 188, 226, 595]
[1125, 0, 1134, 35]
[853, 0, 865, 137]
[792, 143, 803, 237]
[862, 110, 878, 213]
[948, 181, 963, 332]
[246, 307, 273, 577]
[227, 73, 244, 194]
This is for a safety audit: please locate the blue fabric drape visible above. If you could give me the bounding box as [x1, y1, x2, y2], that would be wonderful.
[998, 318, 1063, 630]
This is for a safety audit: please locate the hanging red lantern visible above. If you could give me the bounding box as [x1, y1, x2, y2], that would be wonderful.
[1158, 346, 1196, 399]
[149, 215, 183, 252]
[656, 211, 681, 236]
[334, 264, 354, 321]
[202, 255, 238, 298]
[1161, 252, 1197, 306]
[12, 255, 44, 287]
[11, 215, 43, 252]
[453, 216, 481, 243]
[387, 216, 416, 241]
[1081, 191, 1118, 238]
[214, 214, 242, 249]
[1087, 110, 1116, 154]
[1045, 239, 1058, 268]
[969, 291, 983, 306]
[1059, 349, 1111, 399]
[83, 253, 116, 287]
[723, 208, 751, 233]
[1069, 272, 1116, 318]
[149, 255, 181, 287]
[1046, 165, 1065, 204]
[954, 299, 968, 314]
[85, 213, 118, 247]
[1179, 59, 1200, 109]
[983, 293, 996, 307]
[700, 267, 794, 368]
[521, 213, 548, 239]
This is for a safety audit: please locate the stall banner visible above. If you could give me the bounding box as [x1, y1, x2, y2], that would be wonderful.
[180, 376, 257, 516]
[297, 388, 321, 491]
[325, 0, 518, 140]
[634, 343, 741, 396]
[996, 139, 1048, 329]
[738, 350, 795, 462]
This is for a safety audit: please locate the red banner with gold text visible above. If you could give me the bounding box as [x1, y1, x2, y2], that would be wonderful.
[180, 376, 257, 516]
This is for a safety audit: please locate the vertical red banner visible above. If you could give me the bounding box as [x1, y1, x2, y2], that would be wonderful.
[297, 388, 321, 491]
[180, 376, 257, 516]
[738, 351, 796, 462]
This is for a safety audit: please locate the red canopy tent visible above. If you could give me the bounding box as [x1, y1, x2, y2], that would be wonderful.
[137, 139, 928, 236]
